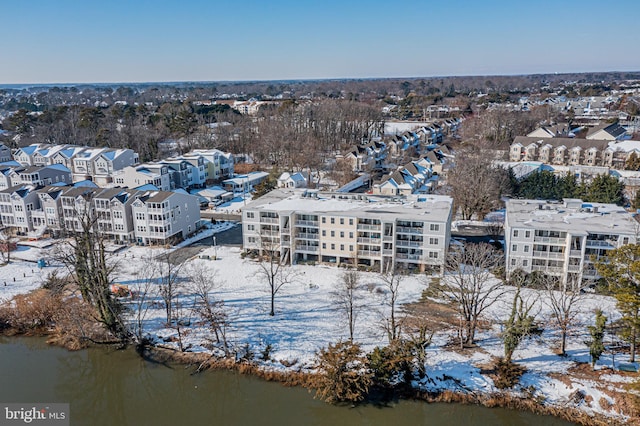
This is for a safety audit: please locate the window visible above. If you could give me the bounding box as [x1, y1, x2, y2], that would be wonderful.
[624, 237, 630, 245]
[524, 245, 529, 253]
[349, 219, 353, 225]
[330, 231, 335, 237]
[322, 217, 326, 224]
[349, 245, 353, 252]
[247, 224, 255, 231]
[322, 230, 326, 236]
[340, 244, 344, 251]
[513, 230, 519, 238]
[246, 212, 254, 219]
[349, 232, 353, 239]
[340, 231, 344, 238]
[512, 244, 517, 252]
[340, 218, 344, 225]
[525, 230, 530, 238]
[511, 258, 516, 266]
[429, 237, 439, 245]
[331, 244, 335, 250]
[523, 260, 528, 267]
[430, 224, 439, 231]
[322, 243, 326, 249]
[330, 217, 335, 224]
[429, 251, 438, 258]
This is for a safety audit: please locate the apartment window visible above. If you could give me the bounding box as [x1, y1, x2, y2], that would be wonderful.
[349, 219, 353, 225]
[340, 218, 344, 225]
[624, 237, 630, 245]
[513, 230, 519, 238]
[429, 251, 438, 258]
[340, 231, 344, 238]
[330, 231, 335, 237]
[248, 237, 256, 243]
[349, 232, 353, 239]
[430, 223, 439, 232]
[331, 244, 335, 250]
[322, 230, 326, 236]
[322, 243, 326, 249]
[429, 237, 439, 245]
[247, 224, 255, 231]
[322, 217, 326, 224]
[525, 230, 531, 238]
[340, 244, 344, 251]
[330, 217, 335, 224]
[349, 245, 353, 252]
[511, 259, 516, 266]
[246, 212, 254, 219]
[524, 245, 529, 253]
[523, 260, 528, 267]
[512, 244, 517, 252]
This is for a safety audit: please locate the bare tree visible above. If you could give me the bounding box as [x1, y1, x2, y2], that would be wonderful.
[543, 274, 586, 357]
[54, 194, 126, 340]
[255, 236, 298, 316]
[333, 268, 361, 341]
[446, 149, 511, 220]
[185, 262, 229, 351]
[129, 252, 158, 347]
[380, 264, 406, 343]
[155, 250, 185, 325]
[0, 230, 16, 264]
[502, 280, 538, 363]
[444, 242, 505, 346]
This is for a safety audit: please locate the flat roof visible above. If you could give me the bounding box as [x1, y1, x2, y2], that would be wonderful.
[245, 189, 453, 222]
[505, 198, 638, 236]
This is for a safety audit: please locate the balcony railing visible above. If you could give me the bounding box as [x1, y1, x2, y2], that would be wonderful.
[357, 250, 381, 258]
[396, 226, 423, 234]
[296, 233, 319, 240]
[357, 224, 381, 231]
[357, 237, 381, 244]
[295, 245, 319, 253]
[532, 251, 564, 259]
[382, 249, 393, 255]
[569, 250, 582, 257]
[586, 240, 614, 248]
[533, 236, 565, 245]
[396, 253, 422, 261]
[260, 217, 279, 224]
[295, 220, 319, 227]
[396, 240, 423, 248]
[382, 235, 393, 242]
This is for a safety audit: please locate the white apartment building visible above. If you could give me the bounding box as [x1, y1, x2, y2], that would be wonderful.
[0, 184, 40, 234]
[188, 149, 234, 182]
[505, 198, 638, 283]
[242, 189, 453, 272]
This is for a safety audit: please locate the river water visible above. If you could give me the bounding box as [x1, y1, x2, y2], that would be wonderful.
[0, 337, 574, 426]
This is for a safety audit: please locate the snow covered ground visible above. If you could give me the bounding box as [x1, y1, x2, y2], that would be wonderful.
[0, 233, 636, 422]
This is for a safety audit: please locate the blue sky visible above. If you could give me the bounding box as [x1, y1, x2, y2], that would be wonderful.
[1, 0, 639, 84]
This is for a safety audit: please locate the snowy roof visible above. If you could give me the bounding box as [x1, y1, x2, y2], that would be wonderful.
[245, 189, 453, 222]
[505, 198, 637, 236]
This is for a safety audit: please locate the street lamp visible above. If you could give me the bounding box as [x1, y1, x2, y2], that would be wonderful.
[213, 235, 217, 260]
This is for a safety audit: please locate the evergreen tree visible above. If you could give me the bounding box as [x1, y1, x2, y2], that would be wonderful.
[625, 152, 640, 171]
[596, 245, 640, 362]
[583, 174, 625, 205]
[586, 310, 607, 368]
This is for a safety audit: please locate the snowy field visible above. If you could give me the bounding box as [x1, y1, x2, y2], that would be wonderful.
[0, 232, 635, 422]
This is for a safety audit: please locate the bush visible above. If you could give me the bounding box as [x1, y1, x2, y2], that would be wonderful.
[493, 358, 526, 389]
[307, 341, 372, 404]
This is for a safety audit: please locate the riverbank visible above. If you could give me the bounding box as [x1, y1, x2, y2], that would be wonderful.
[2, 242, 639, 424]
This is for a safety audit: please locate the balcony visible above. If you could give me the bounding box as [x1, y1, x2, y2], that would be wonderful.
[396, 253, 422, 261]
[260, 230, 280, 237]
[357, 237, 381, 244]
[295, 220, 319, 227]
[567, 265, 582, 273]
[382, 249, 394, 255]
[569, 250, 582, 257]
[357, 224, 381, 231]
[533, 236, 565, 245]
[532, 251, 564, 259]
[296, 244, 319, 253]
[396, 226, 423, 235]
[382, 235, 393, 242]
[296, 233, 319, 240]
[357, 250, 381, 258]
[586, 240, 614, 248]
[396, 240, 423, 248]
[260, 217, 279, 224]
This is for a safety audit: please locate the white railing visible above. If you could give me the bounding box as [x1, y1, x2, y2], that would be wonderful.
[533, 236, 565, 245]
[396, 227, 423, 234]
[260, 217, 279, 224]
[396, 240, 423, 248]
[295, 220, 319, 227]
[357, 237, 381, 244]
[357, 224, 381, 231]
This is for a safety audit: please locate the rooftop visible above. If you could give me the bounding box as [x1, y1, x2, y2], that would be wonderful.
[245, 189, 453, 222]
[505, 198, 638, 236]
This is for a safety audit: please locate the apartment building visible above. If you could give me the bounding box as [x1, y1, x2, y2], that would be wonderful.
[242, 189, 453, 272]
[188, 149, 234, 182]
[0, 144, 11, 163]
[0, 184, 40, 233]
[505, 198, 638, 283]
[112, 164, 171, 191]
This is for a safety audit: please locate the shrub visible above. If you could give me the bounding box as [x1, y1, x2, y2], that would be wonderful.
[493, 357, 526, 389]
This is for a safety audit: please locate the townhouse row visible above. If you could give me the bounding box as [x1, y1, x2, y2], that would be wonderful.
[0, 184, 200, 245]
[3, 143, 234, 190]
